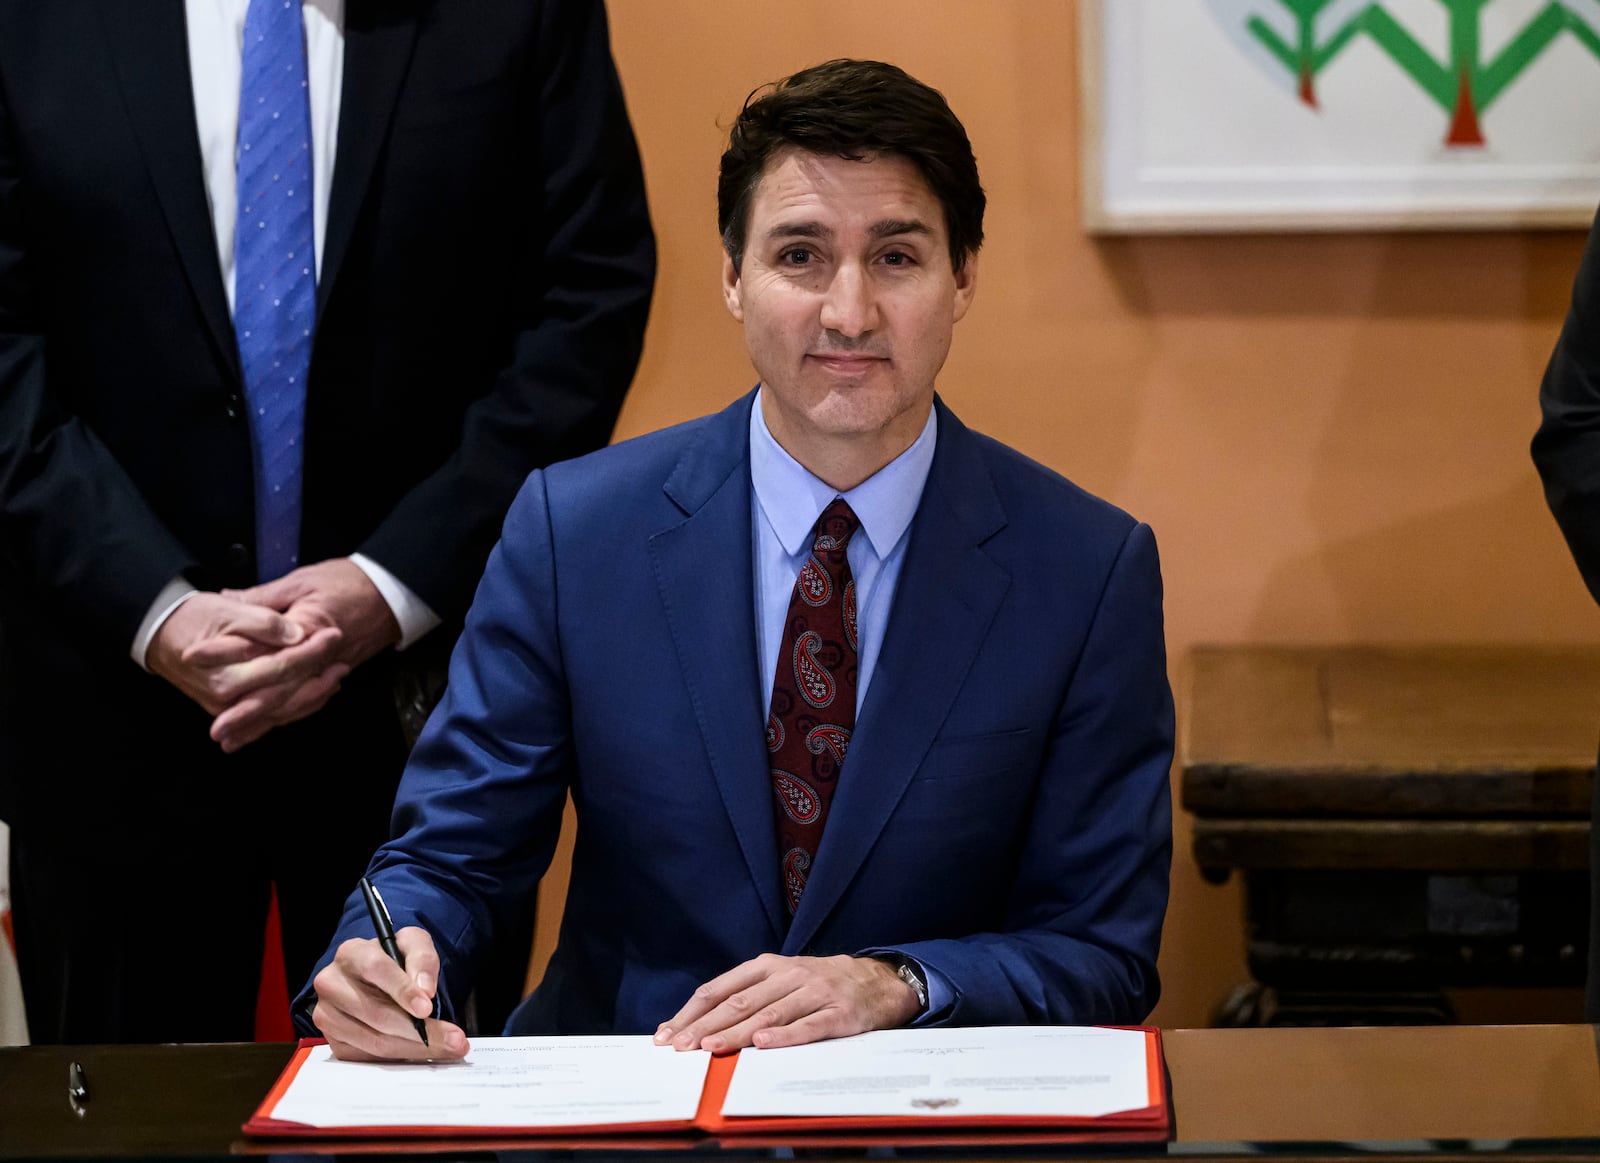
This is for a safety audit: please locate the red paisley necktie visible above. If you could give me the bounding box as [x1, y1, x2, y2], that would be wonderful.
[767, 498, 861, 917]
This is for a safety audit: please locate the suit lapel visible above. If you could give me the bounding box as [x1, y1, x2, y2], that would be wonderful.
[97, 0, 240, 384]
[648, 395, 786, 942]
[317, 0, 419, 315]
[785, 401, 1011, 953]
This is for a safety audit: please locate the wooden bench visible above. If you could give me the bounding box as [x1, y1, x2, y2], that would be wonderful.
[1180, 645, 1595, 1025]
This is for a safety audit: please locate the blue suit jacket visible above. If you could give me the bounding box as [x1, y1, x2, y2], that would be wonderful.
[305, 392, 1174, 1034]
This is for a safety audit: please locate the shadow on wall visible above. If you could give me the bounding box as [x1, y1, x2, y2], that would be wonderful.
[1090, 230, 1583, 321]
[1235, 226, 1596, 644]
[1087, 225, 1597, 645]
[1248, 475, 1597, 643]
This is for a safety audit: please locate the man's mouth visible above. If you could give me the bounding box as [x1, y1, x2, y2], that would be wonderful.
[809, 352, 886, 372]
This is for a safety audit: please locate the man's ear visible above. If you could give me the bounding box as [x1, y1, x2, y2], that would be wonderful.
[721, 251, 745, 322]
[951, 253, 978, 323]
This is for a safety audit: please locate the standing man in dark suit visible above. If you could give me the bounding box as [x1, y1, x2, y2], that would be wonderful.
[303, 59, 1172, 1060]
[0, 0, 654, 1044]
[1533, 207, 1600, 1022]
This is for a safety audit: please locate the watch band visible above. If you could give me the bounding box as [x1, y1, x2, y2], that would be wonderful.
[874, 954, 928, 1012]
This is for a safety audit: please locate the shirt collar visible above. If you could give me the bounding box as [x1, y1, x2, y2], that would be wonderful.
[749, 387, 938, 559]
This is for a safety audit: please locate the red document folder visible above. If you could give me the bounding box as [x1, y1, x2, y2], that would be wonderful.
[244, 1027, 1169, 1140]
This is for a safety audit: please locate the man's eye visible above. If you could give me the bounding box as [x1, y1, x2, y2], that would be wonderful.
[782, 248, 813, 265]
[881, 251, 913, 266]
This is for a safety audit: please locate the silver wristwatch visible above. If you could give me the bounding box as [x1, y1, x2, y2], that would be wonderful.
[877, 954, 928, 1012]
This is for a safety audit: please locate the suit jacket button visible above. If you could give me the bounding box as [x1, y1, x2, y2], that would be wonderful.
[224, 393, 243, 420]
[226, 542, 252, 574]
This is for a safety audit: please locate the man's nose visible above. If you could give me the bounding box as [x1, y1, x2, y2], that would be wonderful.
[818, 263, 878, 337]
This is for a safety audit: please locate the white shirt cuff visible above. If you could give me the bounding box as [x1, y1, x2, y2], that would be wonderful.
[133, 578, 200, 670]
[349, 553, 440, 650]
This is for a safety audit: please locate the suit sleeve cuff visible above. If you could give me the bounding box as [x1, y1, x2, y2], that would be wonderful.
[912, 958, 955, 1024]
[132, 578, 200, 670]
[350, 553, 441, 650]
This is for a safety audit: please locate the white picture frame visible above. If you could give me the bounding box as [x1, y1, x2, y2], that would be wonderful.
[1080, 0, 1600, 232]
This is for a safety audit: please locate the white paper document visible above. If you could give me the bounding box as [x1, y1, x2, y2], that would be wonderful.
[719, 1026, 1152, 1119]
[268, 1036, 712, 1129]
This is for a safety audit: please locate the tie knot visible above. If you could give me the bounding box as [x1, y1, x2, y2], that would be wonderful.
[812, 498, 860, 555]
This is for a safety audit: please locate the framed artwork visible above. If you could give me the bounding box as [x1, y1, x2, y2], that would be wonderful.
[1081, 0, 1600, 232]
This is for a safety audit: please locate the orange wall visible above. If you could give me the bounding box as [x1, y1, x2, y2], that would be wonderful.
[535, 0, 1598, 1028]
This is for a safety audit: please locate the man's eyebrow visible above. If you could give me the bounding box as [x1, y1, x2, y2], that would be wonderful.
[761, 219, 934, 243]
[764, 220, 831, 242]
[870, 219, 933, 239]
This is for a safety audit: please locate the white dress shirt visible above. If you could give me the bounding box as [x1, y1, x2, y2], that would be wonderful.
[134, 0, 437, 666]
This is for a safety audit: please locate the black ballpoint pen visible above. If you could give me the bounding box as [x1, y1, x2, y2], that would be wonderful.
[358, 875, 430, 1047]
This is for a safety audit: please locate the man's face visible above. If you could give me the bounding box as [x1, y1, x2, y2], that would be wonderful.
[723, 148, 977, 487]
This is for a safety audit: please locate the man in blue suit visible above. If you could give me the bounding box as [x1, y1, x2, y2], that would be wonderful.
[303, 59, 1173, 1060]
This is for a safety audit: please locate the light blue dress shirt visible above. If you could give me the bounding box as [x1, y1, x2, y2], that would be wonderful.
[747, 390, 952, 1020]
[749, 391, 936, 716]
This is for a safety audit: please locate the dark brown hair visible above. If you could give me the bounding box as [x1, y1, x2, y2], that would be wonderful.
[717, 59, 985, 273]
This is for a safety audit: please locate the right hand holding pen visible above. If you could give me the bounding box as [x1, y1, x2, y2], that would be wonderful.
[311, 927, 469, 1061]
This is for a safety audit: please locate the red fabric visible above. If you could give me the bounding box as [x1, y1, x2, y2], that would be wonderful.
[766, 499, 860, 917]
[254, 883, 294, 1041]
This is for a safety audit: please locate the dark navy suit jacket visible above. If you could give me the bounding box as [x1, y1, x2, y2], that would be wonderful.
[1532, 203, 1600, 1022]
[307, 392, 1174, 1034]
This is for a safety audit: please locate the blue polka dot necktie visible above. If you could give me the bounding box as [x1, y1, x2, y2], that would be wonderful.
[766, 499, 861, 917]
[234, 0, 314, 582]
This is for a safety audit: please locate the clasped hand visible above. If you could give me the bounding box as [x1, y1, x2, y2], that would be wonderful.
[147, 558, 400, 752]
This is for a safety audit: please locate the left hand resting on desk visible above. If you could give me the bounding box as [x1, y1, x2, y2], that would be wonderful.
[654, 953, 921, 1054]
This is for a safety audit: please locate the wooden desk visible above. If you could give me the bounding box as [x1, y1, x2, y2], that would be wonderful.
[1165, 1024, 1600, 1144]
[3, 1025, 1599, 1159]
[1181, 645, 1597, 1024]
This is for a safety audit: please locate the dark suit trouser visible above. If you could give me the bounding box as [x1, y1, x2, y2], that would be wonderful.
[9, 676, 404, 1044]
